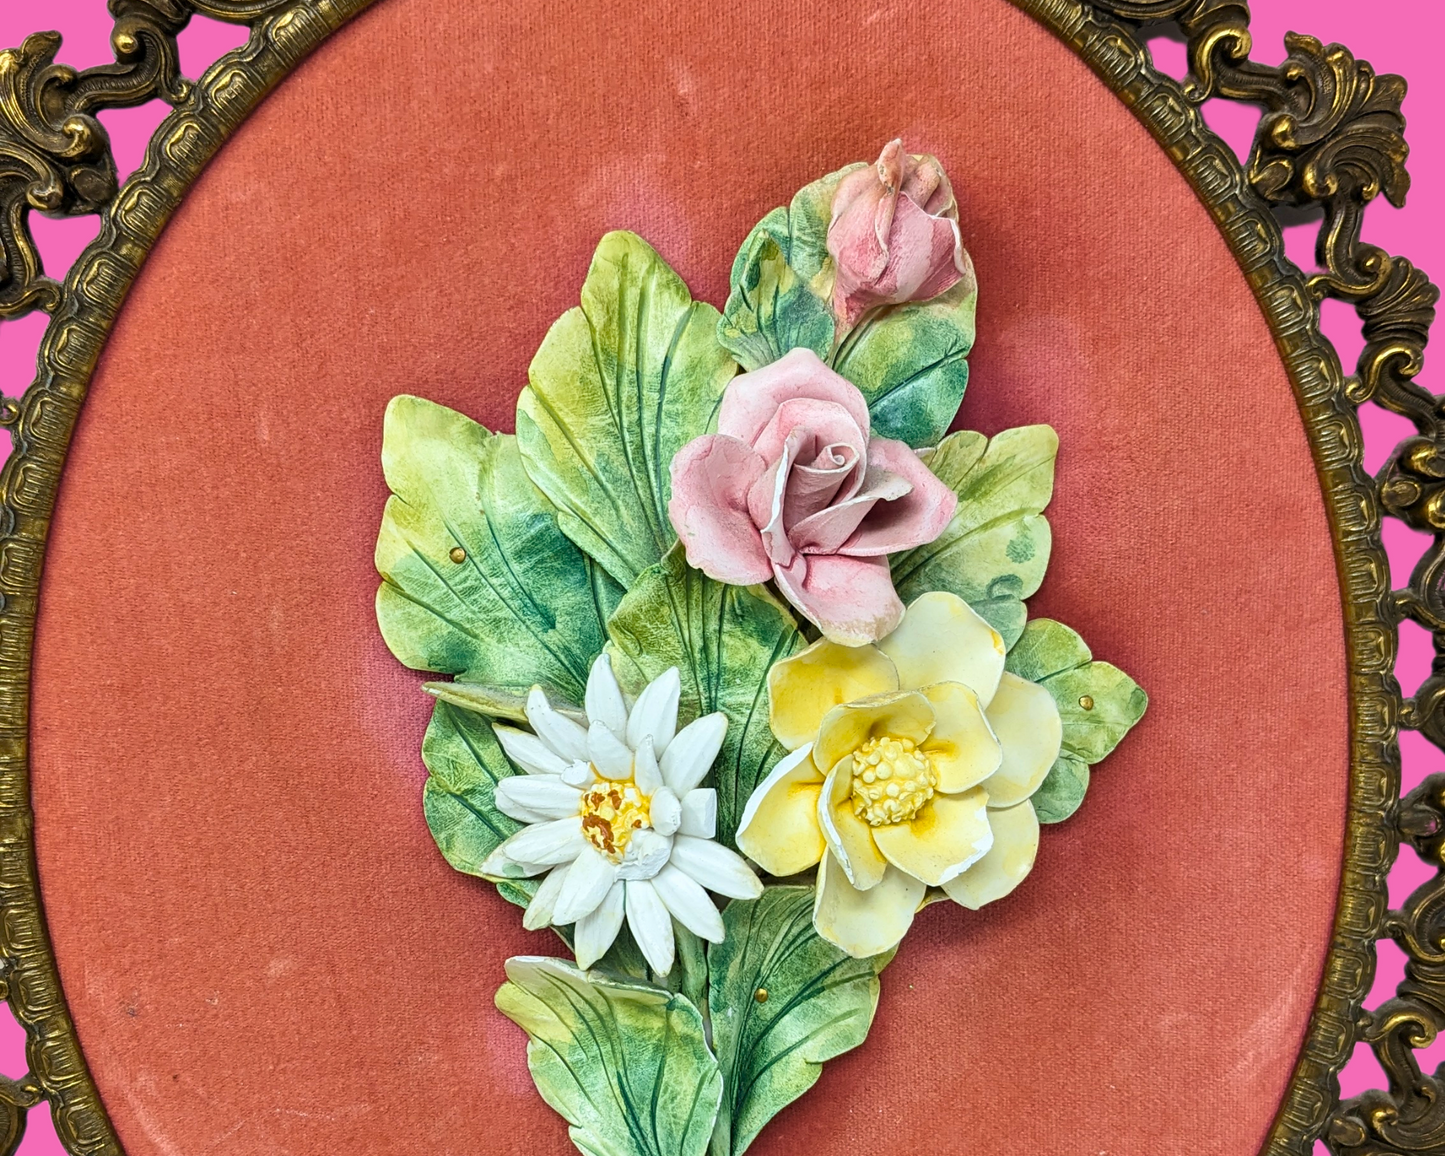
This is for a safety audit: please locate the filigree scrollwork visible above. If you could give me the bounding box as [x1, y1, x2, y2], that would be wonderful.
[0, 1074, 40, 1156]
[0, 0, 294, 321]
[0, 2, 320, 1149]
[1088, 1, 1254, 100]
[1046, 3, 1441, 1154]
[1326, 775, 1445, 1156]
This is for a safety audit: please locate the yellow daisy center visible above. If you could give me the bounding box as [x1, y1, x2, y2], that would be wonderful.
[850, 735, 937, 827]
[579, 779, 651, 862]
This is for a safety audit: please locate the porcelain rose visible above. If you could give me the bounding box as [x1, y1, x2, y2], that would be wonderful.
[827, 139, 970, 329]
[667, 348, 956, 646]
[735, 592, 1062, 958]
[481, 655, 762, 975]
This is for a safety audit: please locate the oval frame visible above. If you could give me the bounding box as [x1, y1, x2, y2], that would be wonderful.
[0, 1, 1435, 1153]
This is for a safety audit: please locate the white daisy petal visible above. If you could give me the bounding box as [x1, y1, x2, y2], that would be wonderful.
[649, 787, 682, 836]
[492, 724, 569, 776]
[494, 775, 582, 824]
[523, 862, 570, 930]
[627, 667, 681, 754]
[574, 880, 626, 968]
[625, 879, 676, 976]
[660, 713, 727, 795]
[585, 653, 629, 738]
[651, 863, 725, 942]
[479, 843, 547, 879]
[669, 835, 763, 900]
[526, 687, 590, 762]
[618, 829, 673, 881]
[561, 760, 594, 788]
[498, 817, 586, 867]
[552, 844, 620, 925]
[677, 789, 717, 839]
[588, 721, 634, 779]
[634, 736, 664, 796]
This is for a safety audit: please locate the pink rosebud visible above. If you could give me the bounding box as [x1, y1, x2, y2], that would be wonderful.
[668, 349, 957, 645]
[826, 140, 967, 329]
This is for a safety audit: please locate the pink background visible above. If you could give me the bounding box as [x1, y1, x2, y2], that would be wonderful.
[0, 1, 1439, 1151]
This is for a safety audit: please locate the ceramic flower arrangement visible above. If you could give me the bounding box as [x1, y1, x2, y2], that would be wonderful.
[374, 142, 1147, 1156]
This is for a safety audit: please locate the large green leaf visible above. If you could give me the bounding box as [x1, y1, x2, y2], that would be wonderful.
[496, 957, 723, 1156]
[518, 231, 739, 587]
[890, 425, 1058, 647]
[376, 395, 616, 704]
[420, 698, 542, 909]
[707, 887, 890, 1156]
[717, 226, 834, 371]
[1005, 618, 1148, 822]
[830, 275, 977, 447]
[605, 545, 805, 850]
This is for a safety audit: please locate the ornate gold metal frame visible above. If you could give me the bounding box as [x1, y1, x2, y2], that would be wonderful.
[0, 0, 1435, 1152]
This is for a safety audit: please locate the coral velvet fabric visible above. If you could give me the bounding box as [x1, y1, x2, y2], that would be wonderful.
[28, 0, 1347, 1152]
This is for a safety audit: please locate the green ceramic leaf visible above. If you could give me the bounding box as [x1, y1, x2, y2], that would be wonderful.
[1029, 754, 1090, 824]
[496, 957, 723, 1156]
[605, 545, 805, 850]
[707, 887, 890, 1156]
[518, 231, 739, 587]
[718, 227, 834, 370]
[376, 395, 618, 704]
[890, 425, 1058, 647]
[830, 275, 977, 447]
[1004, 617, 1091, 683]
[1005, 618, 1148, 822]
[420, 698, 542, 908]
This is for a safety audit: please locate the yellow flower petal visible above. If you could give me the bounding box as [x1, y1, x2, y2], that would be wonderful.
[817, 759, 888, 891]
[870, 786, 992, 887]
[768, 638, 899, 750]
[812, 852, 924, 959]
[813, 690, 934, 776]
[980, 672, 1063, 807]
[941, 801, 1040, 909]
[918, 681, 1002, 793]
[735, 744, 826, 877]
[878, 592, 1006, 707]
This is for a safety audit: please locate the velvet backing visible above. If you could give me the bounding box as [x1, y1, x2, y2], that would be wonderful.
[27, 0, 1348, 1151]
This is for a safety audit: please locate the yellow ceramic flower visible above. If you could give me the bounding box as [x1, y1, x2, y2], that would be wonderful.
[736, 591, 1063, 957]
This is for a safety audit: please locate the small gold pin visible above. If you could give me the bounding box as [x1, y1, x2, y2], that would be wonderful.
[1079, 695, 1095, 711]
[449, 547, 467, 564]
[754, 988, 769, 1003]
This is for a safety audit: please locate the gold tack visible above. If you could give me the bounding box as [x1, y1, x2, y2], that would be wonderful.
[1079, 695, 1095, 711]
[449, 547, 467, 563]
[754, 988, 769, 1003]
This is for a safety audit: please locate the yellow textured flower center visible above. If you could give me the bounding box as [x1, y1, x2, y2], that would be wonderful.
[579, 778, 651, 862]
[850, 735, 937, 827]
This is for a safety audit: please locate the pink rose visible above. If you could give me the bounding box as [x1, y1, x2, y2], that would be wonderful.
[668, 348, 957, 645]
[827, 140, 967, 329]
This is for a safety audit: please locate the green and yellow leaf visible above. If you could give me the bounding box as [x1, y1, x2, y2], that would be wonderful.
[1004, 618, 1148, 822]
[707, 887, 891, 1156]
[891, 425, 1057, 647]
[419, 698, 538, 909]
[497, 957, 723, 1156]
[831, 276, 977, 448]
[376, 395, 617, 704]
[519, 231, 738, 587]
[605, 545, 805, 850]
[718, 228, 834, 370]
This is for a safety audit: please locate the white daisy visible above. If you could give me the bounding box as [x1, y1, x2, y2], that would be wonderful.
[480, 655, 762, 975]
